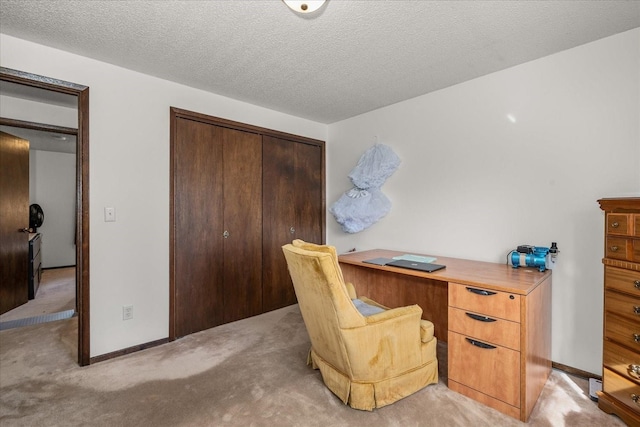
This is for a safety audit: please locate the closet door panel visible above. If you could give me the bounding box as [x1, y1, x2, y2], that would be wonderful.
[295, 142, 323, 244]
[222, 127, 263, 323]
[174, 118, 224, 337]
[262, 136, 296, 311]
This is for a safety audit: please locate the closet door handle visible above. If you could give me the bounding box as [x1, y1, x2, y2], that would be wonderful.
[290, 226, 295, 234]
[223, 230, 230, 239]
[466, 287, 496, 296]
[465, 338, 496, 349]
[465, 312, 496, 322]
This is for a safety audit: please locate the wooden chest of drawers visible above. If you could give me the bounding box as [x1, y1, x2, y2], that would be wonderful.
[598, 198, 640, 426]
[447, 279, 552, 422]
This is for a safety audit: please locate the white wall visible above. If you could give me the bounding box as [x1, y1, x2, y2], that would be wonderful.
[327, 28, 640, 374]
[1, 34, 326, 357]
[29, 150, 76, 268]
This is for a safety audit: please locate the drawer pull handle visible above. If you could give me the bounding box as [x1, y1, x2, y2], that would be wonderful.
[610, 246, 619, 252]
[635, 280, 640, 289]
[611, 222, 620, 228]
[634, 333, 640, 343]
[629, 364, 640, 379]
[465, 312, 497, 323]
[466, 287, 496, 296]
[634, 306, 640, 315]
[465, 338, 496, 349]
[632, 394, 640, 405]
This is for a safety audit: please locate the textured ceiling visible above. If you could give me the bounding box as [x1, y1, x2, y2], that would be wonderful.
[0, 0, 639, 124]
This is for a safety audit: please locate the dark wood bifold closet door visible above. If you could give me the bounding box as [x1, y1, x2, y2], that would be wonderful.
[171, 107, 325, 340]
[262, 136, 323, 312]
[174, 118, 224, 337]
[173, 118, 262, 337]
[220, 127, 262, 323]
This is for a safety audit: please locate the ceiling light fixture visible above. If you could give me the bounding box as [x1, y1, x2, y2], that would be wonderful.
[283, 0, 326, 14]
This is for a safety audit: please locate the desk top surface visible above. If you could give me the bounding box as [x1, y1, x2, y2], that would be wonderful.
[338, 249, 551, 295]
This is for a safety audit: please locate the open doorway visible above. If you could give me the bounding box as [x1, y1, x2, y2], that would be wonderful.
[0, 67, 90, 366]
[0, 124, 77, 326]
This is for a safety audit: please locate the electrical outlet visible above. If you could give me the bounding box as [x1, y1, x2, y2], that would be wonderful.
[122, 305, 133, 320]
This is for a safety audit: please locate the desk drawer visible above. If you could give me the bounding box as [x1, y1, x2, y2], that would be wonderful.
[448, 331, 520, 408]
[448, 307, 520, 351]
[606, 267, 640, 298]
[449, 283, 521, 322]
[602, 368, 640, 414]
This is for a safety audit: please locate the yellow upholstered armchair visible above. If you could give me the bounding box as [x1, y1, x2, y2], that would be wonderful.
[282, 240, 438, 411]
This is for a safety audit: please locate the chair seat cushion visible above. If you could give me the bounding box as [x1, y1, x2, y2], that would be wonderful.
[352, 298, 386, 316]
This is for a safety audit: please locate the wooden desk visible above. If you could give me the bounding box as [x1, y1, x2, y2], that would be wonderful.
[339, 249, 552, 422]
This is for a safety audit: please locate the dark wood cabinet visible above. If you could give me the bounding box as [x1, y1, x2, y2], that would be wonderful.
[171, 108, 324, 339]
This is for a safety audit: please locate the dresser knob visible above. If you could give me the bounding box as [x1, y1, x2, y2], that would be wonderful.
[635, 280, 640, 289]
[632, 394, 640, 405]
[635, 306, 640, 315]
[610, 246, 619, 252]
[611, 221, 620, 228]
[634, 333, 640, 343]
[630, 364, 640, 379]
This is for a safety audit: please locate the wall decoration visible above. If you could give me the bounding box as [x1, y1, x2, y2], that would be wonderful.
[330, 143, 400, 233]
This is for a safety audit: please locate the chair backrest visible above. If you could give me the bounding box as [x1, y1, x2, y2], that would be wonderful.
[282, 243, 366, 374]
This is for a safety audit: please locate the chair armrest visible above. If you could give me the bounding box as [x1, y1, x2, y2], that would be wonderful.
[341, 304, 429, 379]
[420, 319, 435, 342]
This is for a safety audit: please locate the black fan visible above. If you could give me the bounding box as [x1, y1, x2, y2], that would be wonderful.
[29, 204, 44, 231]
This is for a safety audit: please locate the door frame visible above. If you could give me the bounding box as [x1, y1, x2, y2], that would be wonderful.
[0, 67, 90, 366]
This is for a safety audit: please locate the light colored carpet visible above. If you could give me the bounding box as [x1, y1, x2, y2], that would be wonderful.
[0, 267, 75, 322]
[0, 305, 626, 427]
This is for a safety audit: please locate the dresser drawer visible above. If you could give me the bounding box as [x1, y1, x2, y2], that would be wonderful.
[606, 267, 640, 298]
[606, 237, 634, 261]
[448, 307, 520, 350]
[603, 368, 640, 414]
[448, 331, 521, 408]
[608, 214, 633, 236]
[605, 290, 640, 321]
[604, 340, 640, 383]
[449, 283, 521, 322]
[605, 312, 640, 348]
[635, 215, 640, 237]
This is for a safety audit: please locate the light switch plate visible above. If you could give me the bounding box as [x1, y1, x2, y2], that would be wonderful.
[104, 207, 116, 222]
